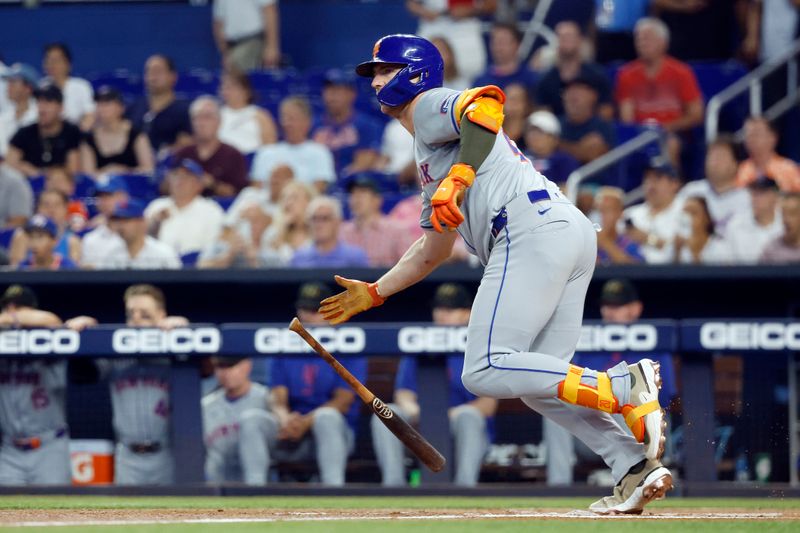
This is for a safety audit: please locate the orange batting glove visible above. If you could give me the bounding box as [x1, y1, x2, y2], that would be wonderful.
[318, 275, 386, 325]
[429, 163, 475, 233]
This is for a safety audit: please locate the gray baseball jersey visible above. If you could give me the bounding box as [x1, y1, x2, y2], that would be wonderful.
[202, 382, 277, 484]
[411, 86, 647, 485]
[413, 87, 562, 266]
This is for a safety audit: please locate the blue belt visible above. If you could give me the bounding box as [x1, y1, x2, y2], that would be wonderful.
[491, 190, 550, 238]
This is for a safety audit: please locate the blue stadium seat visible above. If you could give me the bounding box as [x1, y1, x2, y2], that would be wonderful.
[180, 251, 200, 267]
[74, 174, 97, 198]
[116, 173, 160, 202]
[213, 196, 235, 212]
[29, 175, 46, 197]
[244, 152, 256, 173]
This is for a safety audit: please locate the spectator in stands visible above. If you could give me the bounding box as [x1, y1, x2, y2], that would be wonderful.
[41, 43, 94, 130]
[251, 96, 335, 194]
[674, 196, 733, 264]
[536, 21, 613, 120]
[145, 158, 224, 257]
[502, 83, 532, 152]
[9, 189, 81, 267]
[173, 96, 248, 197]
[80, 87, 154, 179]
[595, 186, 645, 265]
[0, 285, 69, 486]
[0, 63, 38, 157]
[676, 137, 750, 234]
[623, 161, 683, 264]
[725, 176, 783, 264]
[615, 17, 704, 161]
[198, 225, 261, 269]
[407, 0, 494, 82]
[42, 167, 88, 233]
[0, 165, 33, 228]
[223, 163, 295, 253]
[270, 282, 366, 485]
[735, 116, 800, 192]
[372, 283, 497, 487]
[290, 196, 368, 268]
[260, 181, 316, 266]
[760, 192, 800, 263]
[559, 77, 616, 164]
[99, 199, 181, 269]
[5, 84, 81, 177]
[523, 110, 579, 188]
[16, 215, 77, 270]
[312, 69, 383, 180]
[545, 278, 677, 485]
[430, 36, 471, 90]
[80, 175, 128, 267]
[376, 118, 416, 187]
[742, 0, 800, 67]
[203, 356, 278, 485]
[340, 175, 414, 267]
[127, 54, 192, 156]
[213, 0, 281, 71]
[218, 69, 277, 154]
[474, 22, 537, 91]
[65, 284, 188, 485]
[592, 0, 650, 63]
[652, 0, 742, 61]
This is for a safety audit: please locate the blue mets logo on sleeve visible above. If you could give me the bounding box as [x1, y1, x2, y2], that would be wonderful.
[440, 99, 450, 114]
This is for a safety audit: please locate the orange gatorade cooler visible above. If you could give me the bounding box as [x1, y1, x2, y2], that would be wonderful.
[70, 439, 114, 485]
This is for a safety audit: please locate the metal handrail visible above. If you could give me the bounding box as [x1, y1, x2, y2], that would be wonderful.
[705, 39, 800, 143]
[517, 0, 556, 63]
[565, 128, 666, 203]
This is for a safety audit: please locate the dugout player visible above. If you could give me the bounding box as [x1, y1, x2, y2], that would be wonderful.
[371, 283, 497, 486]
[202, 356, 278, 485]
[319, 34, 671, 514]
[66, 284, 188, 485]
[269, 283, 367, 485]
[0, 285, 70, 485]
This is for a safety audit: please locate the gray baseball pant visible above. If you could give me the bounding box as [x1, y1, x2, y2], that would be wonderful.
[0, 437, 71, 485]
[115, 443, 174, 485]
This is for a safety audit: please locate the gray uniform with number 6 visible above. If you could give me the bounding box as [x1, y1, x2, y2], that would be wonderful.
[0, 359, 71, 485]
[414, 87, 645, 483]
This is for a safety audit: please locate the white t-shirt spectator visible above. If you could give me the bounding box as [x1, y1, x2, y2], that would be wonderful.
[624, 200, 683, 264]
[145, 196, 225, 255]
[214, 0, 276, 41]
[219, 105, 263, 154]
[43, 77, 95, 125]
[380, 119, 415, 175]
[250, 141, 335, 187]
[0, 98, 37, 157]
[80, 225, 125, 268]
[98, 236, 181, 269]
[676, 180, 751, 234]
[678, 236, 735, 264]
[724, 210, 783, 264]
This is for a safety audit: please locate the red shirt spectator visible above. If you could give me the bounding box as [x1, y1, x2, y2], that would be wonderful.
[615, 18, 704, 132]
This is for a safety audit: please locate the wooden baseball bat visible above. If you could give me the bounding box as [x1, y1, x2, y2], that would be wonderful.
[288, 317, 446, 473]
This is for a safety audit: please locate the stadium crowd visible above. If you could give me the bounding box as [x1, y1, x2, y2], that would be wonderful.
[0, 0, 799, 272]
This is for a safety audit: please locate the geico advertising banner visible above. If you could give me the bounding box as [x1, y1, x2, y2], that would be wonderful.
[682, 319, 800, 351]
[0, 321, 679, 357]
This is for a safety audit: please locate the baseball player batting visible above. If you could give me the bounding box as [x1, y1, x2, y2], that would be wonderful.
[318, 34, 671, 514]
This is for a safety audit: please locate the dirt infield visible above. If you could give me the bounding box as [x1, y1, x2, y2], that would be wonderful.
[1, 507, 797, 527]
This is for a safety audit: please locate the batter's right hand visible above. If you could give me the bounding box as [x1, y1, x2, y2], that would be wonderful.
[318, 275, 385, 325]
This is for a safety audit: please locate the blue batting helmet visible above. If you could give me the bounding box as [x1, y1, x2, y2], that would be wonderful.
[355, 34, 444, 107]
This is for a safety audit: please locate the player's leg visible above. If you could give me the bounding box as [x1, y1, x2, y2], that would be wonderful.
[449, 404, 488, 487]
[0, 448, 29, 485]
[29, 438, 71, 485]
[311, 406, 353, 486]
[238, 409, 279, 485]
[370, 403, 408, 486]
[543, 417, 575, 485]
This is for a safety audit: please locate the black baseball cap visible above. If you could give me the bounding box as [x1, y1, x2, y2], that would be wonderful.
[564, 75, 598, 92]
[644, 157, 679, 180]
[432, 283, 473, 309]
[600, 279, 639, 306]
[346, 173, 381, 194]
[95, 85, 123, 103]
[747, 175, 780, 191]
[0, 285, 38, 310]
[295, 282, 334, 311]
[34, 83, 63, 103]
[211, 356, 249, 368]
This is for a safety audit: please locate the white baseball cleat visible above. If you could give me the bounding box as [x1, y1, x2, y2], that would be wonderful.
[622, 359, 667, 460]
[589, 459, 673, 515]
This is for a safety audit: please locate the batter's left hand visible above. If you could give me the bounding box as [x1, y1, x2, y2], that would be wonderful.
[430, 163, 475, 233]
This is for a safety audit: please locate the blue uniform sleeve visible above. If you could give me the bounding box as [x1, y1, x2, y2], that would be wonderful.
[395, 357, 418, 393]
[412, 88, 463, 146]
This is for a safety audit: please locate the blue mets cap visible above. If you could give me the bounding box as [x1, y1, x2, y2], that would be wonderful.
[2, 63, 39, 87]
[168, 157, 204, 177]
[95, 175, 128, 195]
[110, 198, 146, 219]
[323, 68, 356, 88]
[24, 215, 58, 237]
